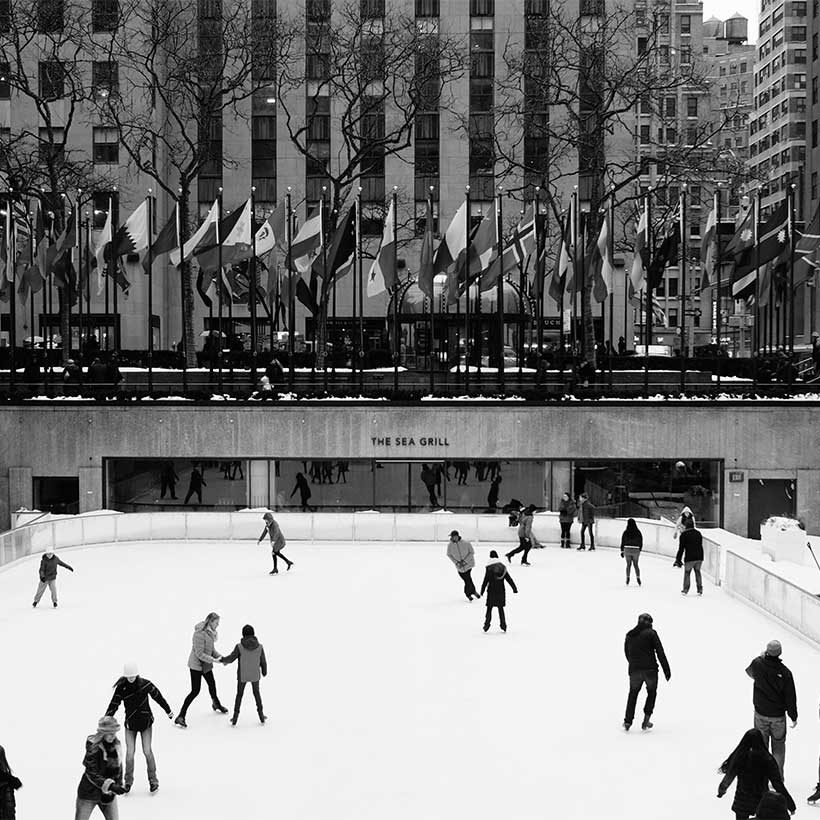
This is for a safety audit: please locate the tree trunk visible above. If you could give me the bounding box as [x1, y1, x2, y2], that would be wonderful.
[178, 179, 197, 368]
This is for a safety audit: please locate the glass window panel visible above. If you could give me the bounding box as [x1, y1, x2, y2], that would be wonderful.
[275, 459, 374, 510]
[375, 461, 411, 511]
[445, 460, 543, 512]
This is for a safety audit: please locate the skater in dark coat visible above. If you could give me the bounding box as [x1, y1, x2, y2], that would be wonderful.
[717, 728, 795, 820]
[446, 530, 478, 600]
[183, 464, 206, 505]
[420, 464, 439, 507]
[159, 461, 179, 500]
[673, 519, 705, 595]
[623, 613, 671, 731]
[577, 492, 596, 550]
[75, 716, 126, 820]
[487, 475, 502, 511]
[290, 472, 312, 511]
[620, 518, 643, 585]
[479, 550, 517, 632]
[257, 512, 293, 573]
[220, 624, 268, 726]
[175, 613, 228, 728]
[505, 504, 537, 565]
[32, 548, 74, 608]
[0, 746, 22, 820]
[745, 640, 797, 776]
[558, 492, 576, 548]
[105, 663, 173, 794]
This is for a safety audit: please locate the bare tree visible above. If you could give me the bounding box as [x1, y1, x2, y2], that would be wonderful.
[96, 0, 294, 365]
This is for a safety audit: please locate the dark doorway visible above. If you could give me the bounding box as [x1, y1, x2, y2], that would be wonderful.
[747, 478, 796, 539]
[33, 477, 80, 514]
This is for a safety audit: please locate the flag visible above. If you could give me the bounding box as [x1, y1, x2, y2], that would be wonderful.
[417, 199, 435, 299]
[726, 204, 755, 273]
[94, 204, 113, 296]
[592, 211, 613, 303]
[196, 199, 253, 272]
[367, 198, 396, 297]
[647, 218, 680, 291]
[288, 202, 323, 274]
[255, 199, 286, 257]
[432, 201, 467, 276]
[170, 199, 218, 267]
[795, 204, 820, 288]
[145, 209, 178, 273]
[321, 202, 357, 302]
[47, 209, 76, 289]
[700, 203, 717, 288]
[115, 199, 149, 256]
[196, 267, 217, 308]
[549, 215, 572, 308]
[731, 201, 788, 298]
[480, 204, 535, 293]
[630, 205, 648, 292]
[450, 202, 496, 301]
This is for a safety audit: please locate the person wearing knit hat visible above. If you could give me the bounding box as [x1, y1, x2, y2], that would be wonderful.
[754, 790, 790, 819]
[105, 662, 174, 794]
[479, 550, 518, 632]
[258, 512, 293, 574]
[220, 624, 268, 726]
[32, 548, 74, 608]
[446, 531, 478, 601]
[75, 716, 125, 818]
[746, 640, 798, 776]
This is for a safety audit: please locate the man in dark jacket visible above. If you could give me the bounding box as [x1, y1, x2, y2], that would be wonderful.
[746, 640, 797, 775]
[106, 663, 174, 793]
[673, 519, 705, 595]
[160, 461, 179, 500]
[623, 612, 671, 731]
[479, 550, 518, 632]
[32, 548, 74, 608]
[221, 624, 268, 726]
[183, 463, 206, 505]
[578, 492, 596, 550]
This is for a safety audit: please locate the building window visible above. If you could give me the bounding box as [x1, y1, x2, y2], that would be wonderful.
[813, 119, 818, 148]
[812, 172, 818, 201]
[37, 0, 64, 32]
[0, 61, 9, 99]
[38, 127, 65, 164]
[93, 192, 119, 230]
[639, 124, 650, 144]
[791, 25, 807, 41]
[415, 0, 439, 15]
[92, 61, 119, 99]
[39, 61, 65, 100]
[92, 0, 118, 31]
[680, 44, 691, 64]
[686, 96, 698, 117]
[469, 0, 494, 14]
[680, 14, 690, 33]
[637, 36, 647, 54]
[93, 127, 119, 164]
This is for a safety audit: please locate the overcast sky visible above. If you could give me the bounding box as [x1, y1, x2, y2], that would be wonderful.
[702, 0, 759, 43]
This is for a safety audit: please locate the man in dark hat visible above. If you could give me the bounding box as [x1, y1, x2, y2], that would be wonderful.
[446, 530, 478, 601]
[623, 612, 671, 731]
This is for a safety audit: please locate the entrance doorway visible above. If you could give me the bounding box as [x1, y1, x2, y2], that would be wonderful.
[747, 478, 796, 539]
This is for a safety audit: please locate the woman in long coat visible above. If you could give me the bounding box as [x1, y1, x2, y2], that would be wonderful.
[257, 512, 294, 574]
[479, 550, 517, 632]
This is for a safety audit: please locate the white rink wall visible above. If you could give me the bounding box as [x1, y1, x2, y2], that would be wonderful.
[3, 510, 820, 646]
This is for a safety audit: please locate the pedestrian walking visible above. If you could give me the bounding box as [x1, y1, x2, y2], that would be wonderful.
[183, 464, 206, 505]
[577, 492, 596, 550]
[745, 640, 797, 776]
[674, 505, 696, 538]
[620, 518, 643, 586]
[32, 548, 74, 608]
[487, 475, 502, 511]
[505, 504, 537, 565]
[159, 461, 178, 500]
[290, 472, 312, 511]
[74, 716, 126, 820]
[105, 663, 173, 794]
[717, 728, 795, 820]
[257, 512, 293, 574]
[558, 492, 576, 548]
[479, 550, 517, 632]
[174, 613, 228, 728]
[673, 518, 704, 595]
[220, 624, 268, 726]
[446, 530, 478, 601]
[622, 612, 671, 731]
[0, 746, 22, 820]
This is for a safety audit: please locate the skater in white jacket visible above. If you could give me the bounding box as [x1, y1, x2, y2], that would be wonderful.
[446, 530, 478, 601]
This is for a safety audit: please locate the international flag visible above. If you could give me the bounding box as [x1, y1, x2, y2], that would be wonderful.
[196, 199, 253, 272]
[322, 201, 357, 295]
[480, 204, 535, 292]
[591, 211, 613, 303]
[629, 203, 648, 292]
[549, 214, 572, 308]
[731, 201, 788, 298]
[115, 199, 149, 256]
[367, 198, 396, 297]
[289, 201, 323, 274]
[255, 199, 286, 257]
[94, 203, 113, 296]
[170, 199, 218, 267]
[700, 202, 717, 288]
[452, 200, 496, 300]
[432, 201, 467, 277]
[647, 217, 680, 291]
[726, 203, 755, 273]
[417, 198, 435, 299]
[794, 204, 820, 288]
[47, 208, 77, 290]
[146, 209, 179, 273]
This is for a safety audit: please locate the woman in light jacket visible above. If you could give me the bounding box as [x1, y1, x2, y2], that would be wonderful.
[174, 612, 227, 728]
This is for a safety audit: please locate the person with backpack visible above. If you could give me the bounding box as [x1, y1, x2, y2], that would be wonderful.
[620, 519, 644, 586]
[32, 548, 74, 608]
[257, 512, 293, 574]
[673, 518, 705, 595]
[479, 550, 518, 632]
[105, 663, 174, 794]
[446, 530, 478, 601]
[74, 716, 126, 819]
[623, 612, 671, 731]
[558, 492, 576, 549]
[717, 728, 795, 819]
[0, 745, 22, 820]
[220, 624, 268, 726]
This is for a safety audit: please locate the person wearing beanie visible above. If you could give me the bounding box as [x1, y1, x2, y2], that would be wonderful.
[75, 716, 125, 819]
[446, 531, 478, 601]
[0, 745, 22, 820]
[754, 790, 791, 819]
[220, 625, 268, 726]
[32, 548, 74, 608]
[505, 505, 538, 565]
[479, 550, 518, 632]
[175, 612, 228, 728]
[257, 512, 293, 574]
[745, 640, 797, 776]
[673, 518, 705, 595]
[623, 613, 671, 731]
[105, 663, 174, 794]
[577, 492, 596, 550]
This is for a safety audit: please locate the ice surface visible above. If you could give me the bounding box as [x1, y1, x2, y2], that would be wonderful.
[2, 539, 819, 820]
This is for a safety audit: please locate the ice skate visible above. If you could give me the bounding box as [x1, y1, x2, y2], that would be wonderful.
[807, 784, 820, 805]
[641, 718, 653, 731]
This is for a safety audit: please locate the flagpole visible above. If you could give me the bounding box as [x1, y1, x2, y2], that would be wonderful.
[679, 185, 687, 393]
[30, 200, 36, 371]
[250, 187, 257, 388]
[146, 192, 154, 394]
[320, 189, 328, 392]
[332, 198, 338, 383]
[534, 186, 542, 384]
[85, 210, 91, 323]
[103, 199, 111, 352]
[176, 192, 188, 395]
[286, 188, 294, 392]
[464, 184, 471, 392]
[608, 188, 615, 391]
[571, 189, 578, 378]
[788, 182, 796, 386]
[8, 190, 16, 391]
[112, 192, 120, 352]
[643, 191, 652, 397]
[558, 207, 565, 381]
[391, 186, 399, 393]
[76, 199, 83, 365]
[45, 201, 54, 384]
[753, 193, 760, 390]
[496, 185, 505, 393]
[217, 187, 224, 394]
[428, 188, 435, 394]
[715, 186, 722, 391]
[356, 187, 364, 392]
[351, 190, 358, 387]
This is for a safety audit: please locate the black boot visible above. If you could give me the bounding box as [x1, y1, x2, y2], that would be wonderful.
[808, 784, 820, 805]
[213, 702, 229, 714]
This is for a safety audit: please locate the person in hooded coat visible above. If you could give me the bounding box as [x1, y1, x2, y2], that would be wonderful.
[220, 624, 268, 726]
[174, 612, 227, 728]
[105, 663, 173, 794]
[674, 505, 696, 538]
[0, 745, 22, 820]
[75, 716, 126, 820]
[479, 550, 518, 632]
[446, 530, 478, 601]
[32, 548, 74, 608]
[717, 729, 795, 820]
[623, 612, 671, 731]
[505, 504, 537, 565]
[257, 512, 293, 574]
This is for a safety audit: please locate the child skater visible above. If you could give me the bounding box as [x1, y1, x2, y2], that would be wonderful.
[220, 624, 268, 726]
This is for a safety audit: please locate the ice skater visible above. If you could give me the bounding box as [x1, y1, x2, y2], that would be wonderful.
[105, 663, 174, 794]
[32, 547, 74, 608]
[257, 512, 293, 573]
[446, 530, 478, 601]
[420, 464, 439, 508]
[220, 624, 268, 726]
[0, 745, 22, 819]
[183, 463, 206, 505]
[159, 461, 178, 500]
[673, 518, 704, 595]
[487, 475, 502, 511]
[74, 716, 126, 820]
[558, 492, 576, 548]
[505, 504, 537, 565]
[620, 518, 643, 586]
[622, 612, 671, 731]
[480, 550, 518, 632]
[577, 492, 596, 550]
[674, 505, 696, 538]
[290, 472, 312, 511]
[175, 612, 228, 728]
[745, 640, 797, 776]
[717, 728, 795, 819]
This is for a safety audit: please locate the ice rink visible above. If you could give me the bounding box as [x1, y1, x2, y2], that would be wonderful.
[2, 538, 820, 820]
